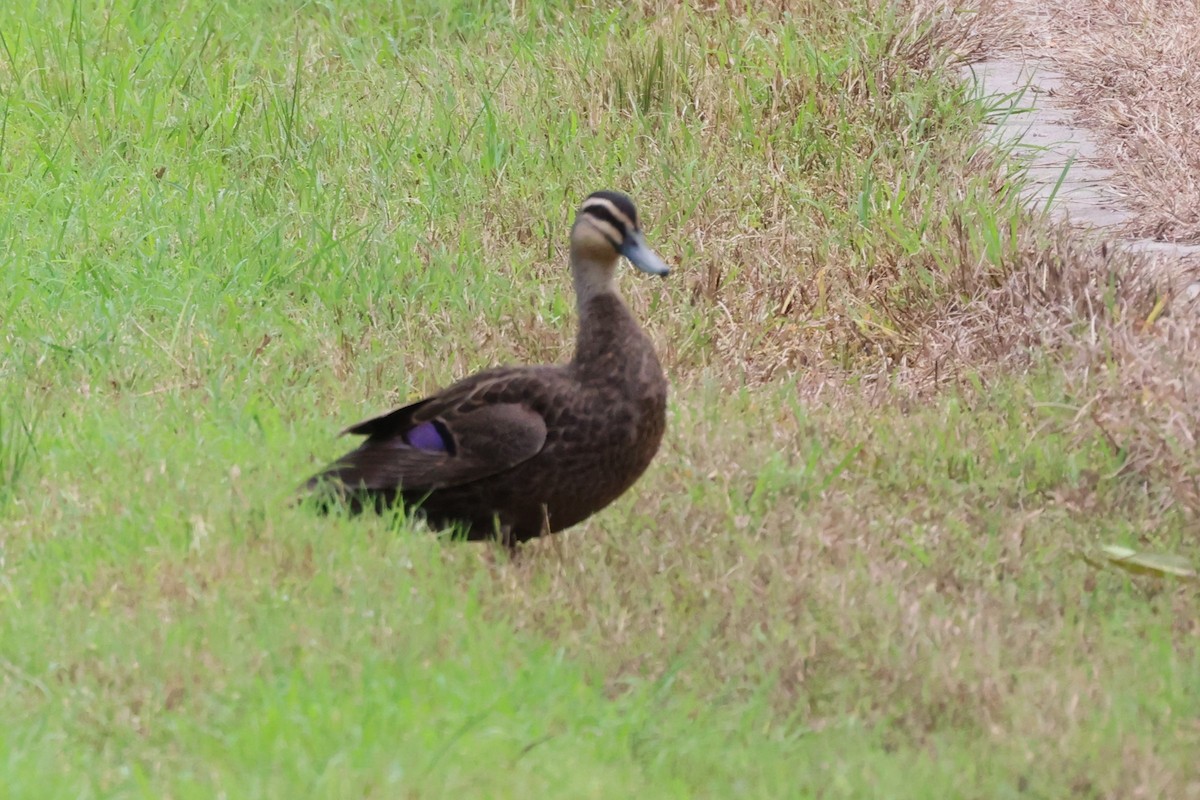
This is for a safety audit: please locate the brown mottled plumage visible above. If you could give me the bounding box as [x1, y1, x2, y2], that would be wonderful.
[304, 191, 670, 544]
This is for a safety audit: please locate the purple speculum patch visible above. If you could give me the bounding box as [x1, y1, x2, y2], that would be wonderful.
[405, 420, 450, 452]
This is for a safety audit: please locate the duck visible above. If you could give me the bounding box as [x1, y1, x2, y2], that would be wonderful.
[304, 190, 670, 545]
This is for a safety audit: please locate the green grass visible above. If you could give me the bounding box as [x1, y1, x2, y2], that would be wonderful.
[2, 0, 1198, 797]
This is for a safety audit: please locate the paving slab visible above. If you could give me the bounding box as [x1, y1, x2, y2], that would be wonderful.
[964, 58, 1133, 229]
[963, 55, 1200, 295]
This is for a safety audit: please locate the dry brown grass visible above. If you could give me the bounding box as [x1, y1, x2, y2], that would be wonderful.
[994, 0, 1200, 243]
[974, 229, 1200, 513]
[895, 0, 1029, 66]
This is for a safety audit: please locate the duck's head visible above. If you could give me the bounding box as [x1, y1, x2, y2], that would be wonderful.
[570, 191, 669, 303]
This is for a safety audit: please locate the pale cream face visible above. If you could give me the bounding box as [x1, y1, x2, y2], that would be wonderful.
[569, 216, 623, 264]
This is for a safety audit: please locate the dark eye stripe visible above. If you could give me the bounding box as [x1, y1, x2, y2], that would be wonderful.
[584, 216, 623, 252]
[581, 204, 630, 241]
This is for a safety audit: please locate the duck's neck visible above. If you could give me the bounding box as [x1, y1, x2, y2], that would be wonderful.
[571, 252, 620, 310]
[571, 260, 651, 373]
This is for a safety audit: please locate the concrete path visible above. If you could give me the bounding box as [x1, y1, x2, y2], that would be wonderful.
[962, 58, 1200, 266]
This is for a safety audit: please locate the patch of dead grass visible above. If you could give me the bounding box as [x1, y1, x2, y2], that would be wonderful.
[994, 0, 1200, 243]
[966, 228, 1200, 514]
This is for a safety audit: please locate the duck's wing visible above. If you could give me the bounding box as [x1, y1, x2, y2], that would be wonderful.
[308, 368, 552, 494]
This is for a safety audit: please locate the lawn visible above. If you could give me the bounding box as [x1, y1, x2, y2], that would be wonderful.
[1, 1, 1197, 797]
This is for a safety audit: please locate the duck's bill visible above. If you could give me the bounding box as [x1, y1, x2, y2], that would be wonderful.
[620, 231, 671, 277]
